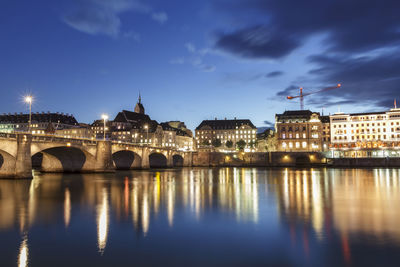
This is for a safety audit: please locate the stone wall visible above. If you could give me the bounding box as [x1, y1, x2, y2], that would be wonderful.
[192, 151, 326, 167]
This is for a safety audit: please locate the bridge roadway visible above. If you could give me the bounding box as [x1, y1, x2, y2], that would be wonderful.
[0, 133, 193, 179]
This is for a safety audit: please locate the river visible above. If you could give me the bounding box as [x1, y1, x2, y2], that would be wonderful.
[1, 167, 400, 266]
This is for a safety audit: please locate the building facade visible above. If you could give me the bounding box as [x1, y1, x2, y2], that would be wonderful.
[92, 96, 194, 151]
[195, 118, 257, 151]
[0, 112, 79, 134]
[329, 107, 400, 157]
[275, 110, 324, 152]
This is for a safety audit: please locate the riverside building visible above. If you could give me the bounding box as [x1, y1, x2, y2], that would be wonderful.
[0, 112, 79, 134]
[92, 96, 194, 151]
[275, 110, 324, 152]
[195, 118, 257, 151]
[329, 107, 400, 157]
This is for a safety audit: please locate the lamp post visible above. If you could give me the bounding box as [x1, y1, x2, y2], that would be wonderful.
[144, 124, 148, 146]
[101, 114, 108, 140]
[24, 96, 33, 133]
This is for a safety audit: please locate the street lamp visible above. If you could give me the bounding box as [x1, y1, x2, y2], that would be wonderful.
[101, 114, 108, 140]
[144, 124, 148, 146]
[24, 95, 33, 132]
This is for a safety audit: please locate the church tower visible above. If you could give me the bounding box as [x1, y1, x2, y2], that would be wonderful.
[134, 93, 145, 114]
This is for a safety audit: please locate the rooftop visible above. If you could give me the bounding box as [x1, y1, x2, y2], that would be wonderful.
[0, 112, 78, 125]
[196, 119, 256, 130]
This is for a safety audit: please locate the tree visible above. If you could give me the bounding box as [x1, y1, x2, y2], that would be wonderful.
[225, 140, 233, 148]
[236, 139, 246, 151]
[201, 139, 210, 146]
[248, 140, 257, 149]
[212, 138, 222, 148]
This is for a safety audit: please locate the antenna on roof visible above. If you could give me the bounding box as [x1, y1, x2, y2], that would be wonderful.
[395, 98, 397, 109]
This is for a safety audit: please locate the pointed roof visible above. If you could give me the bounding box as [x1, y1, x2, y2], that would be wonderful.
[134, 93, 145, 114]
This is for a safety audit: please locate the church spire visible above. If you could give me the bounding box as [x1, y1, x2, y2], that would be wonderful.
[134, 92, 145, 114]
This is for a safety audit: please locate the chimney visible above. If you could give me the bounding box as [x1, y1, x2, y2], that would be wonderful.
[234, 117, 237, 120]
[215, 117, 217, 120]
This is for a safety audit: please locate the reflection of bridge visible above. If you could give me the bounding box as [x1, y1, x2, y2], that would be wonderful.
[0, 133, 193, 179]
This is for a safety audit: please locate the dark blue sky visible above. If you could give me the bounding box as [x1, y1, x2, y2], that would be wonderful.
[1, 0, 400, 130]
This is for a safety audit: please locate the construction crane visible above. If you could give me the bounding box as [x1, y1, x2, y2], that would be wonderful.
[287, 83, 341, 110]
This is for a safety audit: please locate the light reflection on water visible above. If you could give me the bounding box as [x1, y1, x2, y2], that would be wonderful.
[0, 167, 400, 266]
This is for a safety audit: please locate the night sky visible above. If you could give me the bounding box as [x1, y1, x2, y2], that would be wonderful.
[1, 0, 400, 130]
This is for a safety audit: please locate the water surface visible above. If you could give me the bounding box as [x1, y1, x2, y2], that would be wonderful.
[1, 167, 400, 266]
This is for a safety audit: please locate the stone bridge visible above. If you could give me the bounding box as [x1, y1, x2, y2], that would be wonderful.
[0, 133, 193, 179]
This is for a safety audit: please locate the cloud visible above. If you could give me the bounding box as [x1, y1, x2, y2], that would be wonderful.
[64, 0, 167, 37]
[185, 42, 196, 53]
[170, 43, 216, 72]
[151, 12, 168, 24]
[305, 51, 400, 109]
[263, 120, 274, 127]
[169, 57, 185, 64]
[63, 0, 131, 37]
[123, 31, 141, 42]
[211, 0, 400, 111]
[215, 26, 300, 59]
[202, 65, 216, 72]
[276, 85, 298, 97]
[213, 0, 400, 59]
[266, 71, 283, 78]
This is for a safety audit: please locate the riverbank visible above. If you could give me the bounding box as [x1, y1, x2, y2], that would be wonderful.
[191, 151, 400, 168]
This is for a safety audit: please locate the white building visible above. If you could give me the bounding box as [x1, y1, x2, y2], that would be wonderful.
[330, 107, 400, 157]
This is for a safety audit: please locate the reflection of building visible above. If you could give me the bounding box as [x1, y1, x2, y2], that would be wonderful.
[0, 112, 79, 134]
[330, 108, 400, 155]
[275, 168, 400, 242]
[195, 118, 257, 151]
[275, 110, 323, 151]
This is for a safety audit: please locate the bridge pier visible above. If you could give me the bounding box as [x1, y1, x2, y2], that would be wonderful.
[95, 141, 115, 172]
[183, 152, 193, 167]
[15, 134, 33, 179]
[141, 147, 150, 169]
[167, 152, 173, 168]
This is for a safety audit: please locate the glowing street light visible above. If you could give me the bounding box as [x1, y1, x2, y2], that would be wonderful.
[101, 114, 108, 140]
[24, 95, 33, 132]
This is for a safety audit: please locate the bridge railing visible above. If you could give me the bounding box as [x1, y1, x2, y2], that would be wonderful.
[0, 132, 17, 139]
[31, 134, 97, 145]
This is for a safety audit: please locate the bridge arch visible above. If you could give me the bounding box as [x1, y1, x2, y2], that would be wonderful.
[149, 152, 168, 168]
[112, 150, 142, 169]
[32, 146, 96, 173]
[0, 149, 17, 178]
[172, 154, 184, 167]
